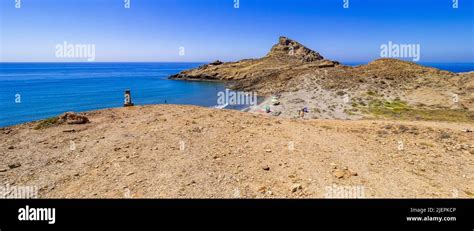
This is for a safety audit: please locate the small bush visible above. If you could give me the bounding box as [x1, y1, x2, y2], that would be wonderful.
[34, 117, 59, 130]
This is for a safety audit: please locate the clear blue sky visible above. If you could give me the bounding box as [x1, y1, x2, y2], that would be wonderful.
[1, 0, 473, 62]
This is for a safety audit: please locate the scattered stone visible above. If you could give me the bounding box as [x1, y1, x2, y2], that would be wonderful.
[336, 90, 345, 96]
[126, 172, 135, 176]
[383, 125, 393, 130]
[262, 165, 270, 171]
[291, 184, 302, 193]
[439, 132, 451, 140]
[0, 168, 7, 172]
[271, 111, 282, 117]
[398, 125, 409, 133]
[62, 129, 76, 133]
[258, 186, 268, 194]
[8, 146, 14, 150]
[113, 147, 121, 151]
[8, 163, 21, 169]
[57, 112, 89, 125]
[186, 180, 196, 186]
[330, 163, 337, 169]
[191, 126, 204, 133]
[334, 169, 345, 179]
[265, 149, 272, 153]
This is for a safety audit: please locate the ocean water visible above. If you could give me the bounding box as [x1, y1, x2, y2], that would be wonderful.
[1, 62, 473, 128]
[0, 63, 238, 127]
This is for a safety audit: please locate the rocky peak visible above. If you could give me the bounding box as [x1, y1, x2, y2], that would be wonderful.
[266, 36, 324, 62]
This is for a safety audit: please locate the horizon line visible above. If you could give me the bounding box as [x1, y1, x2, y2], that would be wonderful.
[1, 61, 474, 64]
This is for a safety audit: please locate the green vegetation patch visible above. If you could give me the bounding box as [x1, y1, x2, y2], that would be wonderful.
[34, 117, 59, 130]
[366, 99, 409, 116]
[355, 98, 473, 123]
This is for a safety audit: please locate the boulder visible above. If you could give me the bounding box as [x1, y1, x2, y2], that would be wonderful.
[210, 60, 223, 65]
[58, 112, 90, 125]
[291, 183, 303, 193]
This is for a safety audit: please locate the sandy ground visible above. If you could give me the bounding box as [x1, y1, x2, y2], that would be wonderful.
[247, 89, 362, 120]
[1, 105, 473, 198]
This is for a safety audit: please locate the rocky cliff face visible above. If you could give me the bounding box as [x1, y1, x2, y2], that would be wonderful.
[266, 36, 324, 62]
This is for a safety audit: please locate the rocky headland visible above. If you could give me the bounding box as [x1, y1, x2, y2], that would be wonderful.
[171, 36, 474, 121]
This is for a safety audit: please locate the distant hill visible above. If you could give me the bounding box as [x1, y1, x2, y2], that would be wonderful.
[170, 36, 474, 121]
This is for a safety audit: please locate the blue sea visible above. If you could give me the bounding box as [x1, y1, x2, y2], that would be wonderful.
[0, 63, 236, 127]
[0, 62, 473, 128]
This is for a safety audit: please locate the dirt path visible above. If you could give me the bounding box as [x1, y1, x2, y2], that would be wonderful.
[1, 105, 473, 198]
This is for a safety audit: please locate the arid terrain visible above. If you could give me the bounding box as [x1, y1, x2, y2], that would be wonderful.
[1, 37, 473, 198]
[0, 105, 473, 198]
[172, 37, 474, 121]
